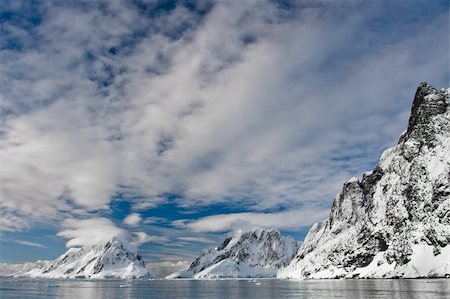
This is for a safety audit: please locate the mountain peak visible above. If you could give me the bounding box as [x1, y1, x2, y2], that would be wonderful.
[279, 82, 450, 279]
[167, 227, 298, 279]
[105, 235, 138, 255]
[401, 82, 448, 143]
[24, 237, 151, 279]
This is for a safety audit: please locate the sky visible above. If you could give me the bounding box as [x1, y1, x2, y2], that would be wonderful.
[0, 0, 449, 275]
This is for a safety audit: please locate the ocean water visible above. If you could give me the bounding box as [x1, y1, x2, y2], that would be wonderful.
[1, 278, 449, 299]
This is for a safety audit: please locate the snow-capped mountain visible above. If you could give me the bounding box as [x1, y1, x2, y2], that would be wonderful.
[25, 236, 151, 279]
[279, 82, 450, 279]
[167, 228, 298, 279]
[0, 261, 47, 277]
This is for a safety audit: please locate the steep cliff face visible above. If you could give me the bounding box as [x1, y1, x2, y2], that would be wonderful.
[167, 228, 298, 279]
[279, 83, 450, 279]
[25, 237, 151, 279]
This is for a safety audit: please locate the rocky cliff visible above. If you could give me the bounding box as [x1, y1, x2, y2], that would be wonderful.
[279, 82, 450, 279]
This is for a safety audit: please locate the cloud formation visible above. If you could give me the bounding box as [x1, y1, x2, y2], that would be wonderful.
[14, 240, 47, 249]
[175, 208, 330, 233]
[132, 232, 169, 247]
[178, 237, 216, 244]
[57, 218, 128, 248]
[123, 213, 142, 226]
[56, 217, 166, 248]
[0, 0, 448, 247]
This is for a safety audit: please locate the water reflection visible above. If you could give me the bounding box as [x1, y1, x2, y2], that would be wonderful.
[1, 278, 449, 299]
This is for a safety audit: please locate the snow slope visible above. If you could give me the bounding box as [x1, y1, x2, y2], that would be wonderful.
[24, 236, 151, 279]
[0, 261, 47, 277]
[167, 228, 298, 279]
[279, 82, 450, 279]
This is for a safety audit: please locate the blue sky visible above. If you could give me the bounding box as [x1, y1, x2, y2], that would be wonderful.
[0, 0, 449, 272]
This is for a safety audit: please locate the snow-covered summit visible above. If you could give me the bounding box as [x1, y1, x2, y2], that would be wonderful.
[167, 227, 298, 279]
[25, 236, 151, 279]
[279, 82, 450, 279]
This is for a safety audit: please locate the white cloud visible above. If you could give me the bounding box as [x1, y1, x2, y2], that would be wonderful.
[0, 0, 448, 237]
[0, 210, 30, 232]
[56, 217, 168, 249]
[178, 236, 216, 244]
[175, 208, 330, 233]
[142, 217, 167, 225]
[57, 218, 128, 247]
[14, 240, 47, 249]
[131, 232, 169, 247]
[123, 213, 142, 226]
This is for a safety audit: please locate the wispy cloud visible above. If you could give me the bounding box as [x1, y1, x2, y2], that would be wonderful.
[174, 208, 330, 233]
[14, 240, 47, 249]
[178, 236, 216, 244]
[0, 0, 448, 252]
[132, 232, 169, 247]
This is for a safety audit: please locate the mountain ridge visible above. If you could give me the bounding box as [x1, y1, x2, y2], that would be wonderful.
[279, 82, 450, 279]
[167, 227, 298, 279]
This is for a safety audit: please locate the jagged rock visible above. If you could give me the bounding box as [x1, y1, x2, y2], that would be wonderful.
[279, 82, 450, 279]
[167, 228, 298, 279]
[401, 82, 448, 143]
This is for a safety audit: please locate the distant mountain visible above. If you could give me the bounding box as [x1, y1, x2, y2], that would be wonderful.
[0, 261, 47, 277]
[25, 236, 151, 279]
[167, 228, 298, 279]
[279, 82, 450, 279]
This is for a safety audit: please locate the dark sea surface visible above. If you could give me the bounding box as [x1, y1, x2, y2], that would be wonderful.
[0, 278, 449, 299]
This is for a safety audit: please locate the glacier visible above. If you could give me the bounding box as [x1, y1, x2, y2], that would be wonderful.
[279, 82, 450, 279]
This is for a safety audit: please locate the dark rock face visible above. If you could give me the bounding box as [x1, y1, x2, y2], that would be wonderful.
[400, 82, 448, 144]
[217, 237, 232, 251]
[280, 82, 450, 279]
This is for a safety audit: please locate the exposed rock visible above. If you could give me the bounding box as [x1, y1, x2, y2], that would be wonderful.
[167, 228, 298, 279]
[279, 82, 450, 279]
